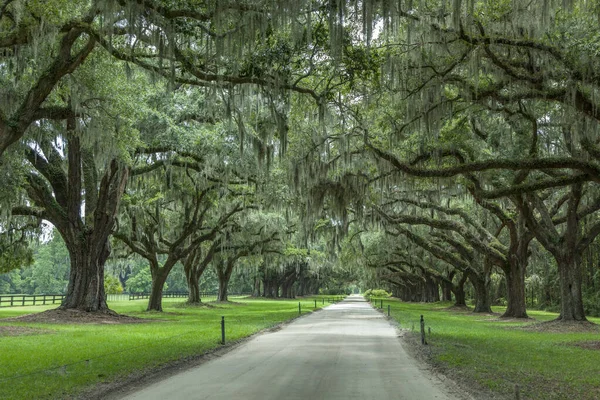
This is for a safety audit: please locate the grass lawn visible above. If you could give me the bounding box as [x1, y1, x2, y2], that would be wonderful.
[0, 296, 327, 400]
[372, 298, 600, 400]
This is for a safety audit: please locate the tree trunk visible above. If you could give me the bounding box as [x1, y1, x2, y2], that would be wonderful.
[61, 239, 110, 312]
[218, 276, 230, 302]
[452, 273, 468, 307]
[442, 281, 453, 301]
[148, 269, 169, 311]
[556, 254, 586, 321]
[425, 277, 440, 302]
[186, 271, 200, 304]
[502, 261, 528, 318]
[470, 272, 492, 313]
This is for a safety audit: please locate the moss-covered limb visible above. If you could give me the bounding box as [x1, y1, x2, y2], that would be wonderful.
[386, 226, 470, 272]
[581, 137, 600, 161]
[430, 231, 474, 262]
[1, 25, 96, 156]
[22, 146, 69, 209]
[389, 249, 463, 291]
[368, 143, 600, 180]
[471, 174, 592, 199]
[400, 6, 600, 95]
[171, 46, 321, 102]
[376, 206, 507, 262]
[396, 197, 503, 250]
[579, 220, 600, 253]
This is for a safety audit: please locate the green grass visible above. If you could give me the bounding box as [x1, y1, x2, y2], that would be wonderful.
[0, 296, 326, 400]
[373, 298, 600, 400]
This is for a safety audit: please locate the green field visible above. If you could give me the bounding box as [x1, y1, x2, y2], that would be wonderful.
[372, 298, 600, 400]
[0, 297, 329, 400]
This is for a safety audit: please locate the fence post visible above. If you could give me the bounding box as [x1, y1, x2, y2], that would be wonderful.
[387, 304, 390, 317]
[380, 299, 383, 309]
[314, 299, 317, 309]
[221, 316, 225, 345]
[298, 302, 301, 315]
[420, 315, 427, 345]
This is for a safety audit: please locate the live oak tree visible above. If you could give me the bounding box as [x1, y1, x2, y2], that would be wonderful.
[6, 49, 144, 311]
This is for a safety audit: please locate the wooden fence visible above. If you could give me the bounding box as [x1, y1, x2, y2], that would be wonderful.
[0, 294, 65, 307]
[0, 291, 254, 307]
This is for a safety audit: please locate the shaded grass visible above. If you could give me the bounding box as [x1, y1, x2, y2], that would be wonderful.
[375, 298, 600, 400]
[0, 296, 325, 400]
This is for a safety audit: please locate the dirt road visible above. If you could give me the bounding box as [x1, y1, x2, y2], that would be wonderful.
[121, 295, 460, 400]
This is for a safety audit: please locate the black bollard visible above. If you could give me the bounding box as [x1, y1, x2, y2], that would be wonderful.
[420, 315, 427, 345]
[299, 302, 301, 315]
[221, 316, 225, 345]
[387, 304, 390, 317]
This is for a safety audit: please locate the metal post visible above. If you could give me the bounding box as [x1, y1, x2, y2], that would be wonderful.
[314, 299, 317, 309]
[387, 304, 390, 317]
[298, 302, 301, 315]
[420, 315, 427, 345]
[221, 316, 225, 345]
[380, 299, 383, 309]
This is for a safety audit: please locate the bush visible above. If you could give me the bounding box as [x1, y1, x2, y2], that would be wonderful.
[363, 289, 391, 299]
[104, 275, 123, 295]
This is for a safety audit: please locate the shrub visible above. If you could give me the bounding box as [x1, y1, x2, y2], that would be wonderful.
[104, 275, 123, 295]
[363, 289, 391, 299]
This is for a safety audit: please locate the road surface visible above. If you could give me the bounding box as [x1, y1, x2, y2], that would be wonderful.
[122, 295, 460, 400]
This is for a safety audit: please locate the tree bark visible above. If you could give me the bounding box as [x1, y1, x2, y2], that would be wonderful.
[61, 239, 110, 311]
[148, 268, 169, 311]
[469, 271, 492, 313]
[452, 273, 468, 307]
[442, 280, 453, 301]
[500, 214, 531, 318]
[502, 260, 528, 318]
[218, 276, 230, 302]
[556, 254, 586, 321]
[186, 271, 201, 304]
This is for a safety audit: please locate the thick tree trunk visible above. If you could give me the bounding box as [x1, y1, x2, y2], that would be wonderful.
[452, 274, 468, 307]
[148, 270, 169, 311]
[501, 218, 531, 318]
[442, 281, 453, 301]
[556, 255, 586, 321]
[218, 277, 230, 302]
[186, 272, 201, 304]
[425, 277, 440, 302]
[470, 273, 492, 313]
[502, 261, 528, 318]
[61, 239, 110, 312]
